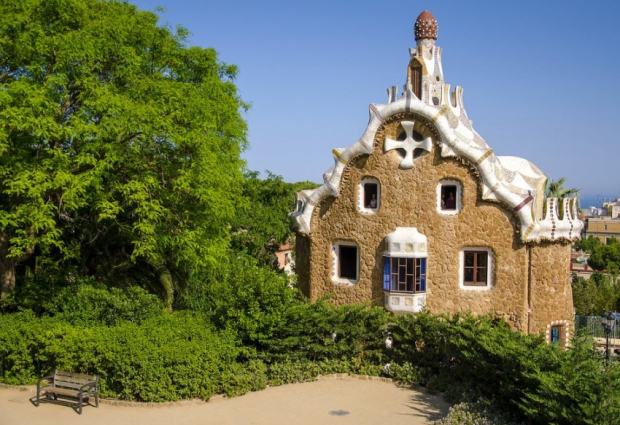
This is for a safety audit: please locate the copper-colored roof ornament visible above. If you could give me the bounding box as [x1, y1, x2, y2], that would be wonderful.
[414, 10, 438, 41]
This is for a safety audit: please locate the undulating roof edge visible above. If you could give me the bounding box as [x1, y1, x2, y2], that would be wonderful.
[290, 88, 583, 243]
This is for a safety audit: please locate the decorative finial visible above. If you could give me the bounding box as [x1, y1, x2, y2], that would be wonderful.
[414, 10, 438, 41]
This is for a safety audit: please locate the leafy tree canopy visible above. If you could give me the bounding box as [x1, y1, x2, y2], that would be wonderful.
[575, 236, 620, 273]
[0, 0, 247, 308]
[231, 171, 318, 267]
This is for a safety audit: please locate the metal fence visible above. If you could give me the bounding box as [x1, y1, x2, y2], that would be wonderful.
[575, 315, 620, 339]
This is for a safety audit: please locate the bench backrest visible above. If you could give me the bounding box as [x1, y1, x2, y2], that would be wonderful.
[53, 370, 98, 389]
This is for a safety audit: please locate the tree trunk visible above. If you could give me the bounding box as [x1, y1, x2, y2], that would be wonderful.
[158, 267, 174, 311]
[0, 233, 16, 299]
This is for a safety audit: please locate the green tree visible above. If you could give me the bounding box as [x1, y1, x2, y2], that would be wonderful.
[576, 236, 620, 274]
[231, 171, 317, 267]
[0, 0, 247, 308]
[544, 177, 579, 199]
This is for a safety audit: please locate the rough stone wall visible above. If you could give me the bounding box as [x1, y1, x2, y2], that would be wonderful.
[295, 234, 311, 298]
[300, 112, 537, 331]
[529, 243, 574, 339]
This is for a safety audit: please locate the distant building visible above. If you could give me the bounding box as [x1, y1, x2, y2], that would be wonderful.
[275, 243, 294, 275]
[584, 217, 620, 243]
[570, 249, 594, 279]
[603, 198, 620, 219]
[581, 197, 620, 242]
[582, 206, 607, 217]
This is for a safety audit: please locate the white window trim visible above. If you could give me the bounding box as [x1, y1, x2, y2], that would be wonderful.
[436, 179, 462, 215]
[358, 177, 381, 215]
[546, 320, 570, 347]
[331, 241, 360, 286]
[458, 247, 494, 291]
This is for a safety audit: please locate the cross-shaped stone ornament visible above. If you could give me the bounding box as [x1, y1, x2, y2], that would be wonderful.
[384, 121, 432, 169]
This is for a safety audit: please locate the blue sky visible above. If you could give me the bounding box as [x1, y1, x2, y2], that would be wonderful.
[133, 0, 619, 205]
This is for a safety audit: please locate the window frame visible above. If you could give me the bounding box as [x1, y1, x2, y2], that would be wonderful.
[358, 177, 381, 214]
[458, 248, 493, 291]
[383, 256, 427, 294]
[409, 60, 423, 100]
[550, 325, 561, 344]
[547, 321, 569, 348]
[436, 179, 462, 215]
[331, 241, 360, 285]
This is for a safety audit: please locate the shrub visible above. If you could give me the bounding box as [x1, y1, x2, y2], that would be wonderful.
[0, 311, 239, 401]
[45, 284, 163, 325]
[2, 299, 620, 425]
[220, 360, 268, 397]
[387, 313, 620, 425]
[256, 302, 390, 364]
[266, 360, 323, 386]
[181, 253, 299, 346]
[433, 401, 523, 425]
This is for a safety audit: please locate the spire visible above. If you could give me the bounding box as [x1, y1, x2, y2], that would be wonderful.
[404, 11, 444, 105]
[414, 10, 438, 41]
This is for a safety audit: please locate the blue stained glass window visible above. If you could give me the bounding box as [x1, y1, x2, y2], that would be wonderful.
[383, 256, 427, 293]
[419, 258, 427, 292]
[383, 257, 391, 290]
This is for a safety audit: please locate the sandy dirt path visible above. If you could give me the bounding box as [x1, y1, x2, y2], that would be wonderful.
[0, 376, 449, 425]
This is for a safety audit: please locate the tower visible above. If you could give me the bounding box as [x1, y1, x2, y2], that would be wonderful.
[405, 11, 445, 106]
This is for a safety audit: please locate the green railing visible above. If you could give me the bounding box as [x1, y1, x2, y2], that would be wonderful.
[575, 315, 620, 339]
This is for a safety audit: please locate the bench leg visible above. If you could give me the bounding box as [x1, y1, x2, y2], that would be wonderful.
[95, 392, 99, 408]
[77, 393, 83, 415]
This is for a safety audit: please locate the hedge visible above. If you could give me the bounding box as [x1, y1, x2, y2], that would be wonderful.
[1, 304, 620, 424]
[0, 311, 238, 401]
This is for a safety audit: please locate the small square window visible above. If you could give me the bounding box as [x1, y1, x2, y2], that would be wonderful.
[460, 248, 492, 290]
[441, 185, 457, 210]
[436, 180, 462, 215]
[463, 251, 488, 286]
[549, 324, 566, 347]
[358, 177, 380, 214]
[332, 243, 359, 284]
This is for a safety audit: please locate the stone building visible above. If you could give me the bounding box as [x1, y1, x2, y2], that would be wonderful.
[291, 11, 583, 343]
[582, 198, 620, 243]
[584, 217, 620, 243]
[603, 198, 620, 219]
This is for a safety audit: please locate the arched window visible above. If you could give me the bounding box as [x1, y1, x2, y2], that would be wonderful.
[409, 60, 422, 100]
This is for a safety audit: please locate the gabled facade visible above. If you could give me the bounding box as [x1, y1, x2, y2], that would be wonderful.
[291, 11, 583, 342]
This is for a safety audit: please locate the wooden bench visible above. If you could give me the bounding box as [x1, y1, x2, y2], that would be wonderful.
[34, 370, 99, 414]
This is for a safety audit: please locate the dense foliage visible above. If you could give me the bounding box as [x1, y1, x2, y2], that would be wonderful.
[0, 0, 318, 312]
[2, 275, 620, 424]
[575, 236, 620, 275]
[573, 272, 620, 315]
[231, 171, 317, 267]
[0, 0, 247, 308]
[573, 237, 620, 315]
[0, 311, 241, 401]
